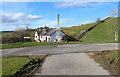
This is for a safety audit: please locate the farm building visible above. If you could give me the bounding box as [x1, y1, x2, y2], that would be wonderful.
[35, 14, 65, 42]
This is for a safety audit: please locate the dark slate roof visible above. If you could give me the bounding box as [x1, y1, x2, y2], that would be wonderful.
[37, 28, 65, 36]
[37, 29, 46, 35]
[44, 29, 57, 36]
[37, 29, 57, 36]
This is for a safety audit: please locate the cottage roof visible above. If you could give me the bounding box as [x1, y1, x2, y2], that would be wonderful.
[37, 29, 60, 36]
[44, 29, 56, 36]
[37, 29, 45, 35]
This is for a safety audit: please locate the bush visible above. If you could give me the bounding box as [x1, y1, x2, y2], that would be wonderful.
[2, 30, 32, 43]
[62, 35, 77, 42]
[2, 37, 21, 43]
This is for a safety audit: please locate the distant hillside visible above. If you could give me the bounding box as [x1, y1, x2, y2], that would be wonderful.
[61, 22, 97, 37]
[0, 31, 14, 33]
[80, 17, 118, 42]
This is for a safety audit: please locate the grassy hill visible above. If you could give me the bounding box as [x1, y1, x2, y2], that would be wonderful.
[61, 22, 97, 37]
[80, 17, 118, 42]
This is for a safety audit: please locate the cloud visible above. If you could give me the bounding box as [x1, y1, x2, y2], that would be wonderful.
[13, 25, 27, 30]
[27, 15, 42, 20]
[69, 20, 91, 27]
[2, 13, 42, 23]
[80, 20, 91, 25]
[54, 2, 107, 8]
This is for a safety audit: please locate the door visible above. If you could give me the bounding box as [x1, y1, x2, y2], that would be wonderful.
[49, 38, 50, 42]
[46, 37, 47, 42]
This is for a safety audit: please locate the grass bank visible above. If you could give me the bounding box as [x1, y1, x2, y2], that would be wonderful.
[1, 40, 118, 49]
[61, 22, 97, 37]
[88, 50, 119, 75]
[80, 17, 118, 42]
[2, 56, 46, 76]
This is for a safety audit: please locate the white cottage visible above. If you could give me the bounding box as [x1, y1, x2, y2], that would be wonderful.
[35, 14, 65, 42]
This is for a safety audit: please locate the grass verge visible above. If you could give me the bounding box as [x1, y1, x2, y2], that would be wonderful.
[80, 17, 118, 42]
[1, 41, 119, 49]
[2, 55, 47, 77]
[87, 50, 119, 75]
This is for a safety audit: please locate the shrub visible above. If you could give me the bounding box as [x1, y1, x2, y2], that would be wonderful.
[62, 35, 77, 42]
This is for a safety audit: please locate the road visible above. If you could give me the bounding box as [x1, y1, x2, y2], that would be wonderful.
[1, 43, 119, 75]
[1, 43, 119, 57]
[35, 53, 109, 75]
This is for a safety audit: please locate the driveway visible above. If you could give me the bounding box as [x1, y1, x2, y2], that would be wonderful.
[35, 53, 109, 75]
[1, 43, 119, 57]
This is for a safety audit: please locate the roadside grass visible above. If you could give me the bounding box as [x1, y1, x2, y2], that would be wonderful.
[80, 17, 118, 42]
[2, 56, 46, 76]
[87, 50, 119, 75]
[1, 40, 119, 49]
[2, 57, 32, 75]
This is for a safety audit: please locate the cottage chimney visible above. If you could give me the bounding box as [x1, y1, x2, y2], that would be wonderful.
[55, 14, 62, 42]
[45, 29, 48, 32]
[57, 14, 60, 29]
[56, 14, 61, 36]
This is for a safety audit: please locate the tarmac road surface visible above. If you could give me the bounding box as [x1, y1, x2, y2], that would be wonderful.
[1, 43, 119, 57]
[35, 53, 110, 75]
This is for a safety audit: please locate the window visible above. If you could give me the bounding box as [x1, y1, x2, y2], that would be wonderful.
[46, 37, 47, 41]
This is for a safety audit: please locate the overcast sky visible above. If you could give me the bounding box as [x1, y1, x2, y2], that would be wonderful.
[1, 2, 118, 31]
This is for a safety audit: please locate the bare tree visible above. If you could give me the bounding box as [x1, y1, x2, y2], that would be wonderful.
[110, 9, 118, 40]
[15, 30, 30, 37]
[111, 9, 117, 17]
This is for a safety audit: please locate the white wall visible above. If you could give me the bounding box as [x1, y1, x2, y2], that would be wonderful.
[51, 32, 56, 42]
[40, 36, 44, 42]
[35, 32, 39, 40]
[36, 35, 50, 42]
[39, 36, 51, 42]
[51, 31, 65, 42]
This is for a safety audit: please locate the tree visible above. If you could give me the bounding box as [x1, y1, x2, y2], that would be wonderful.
[62, 35, 77, 42]
[44, 26, 49, 30]
[110, 9, 118, 40]
[96, 18, 100, 24]
[15, 30, 30, 37]
[37, 27, 43, 31]
[111, 9, 117, 17]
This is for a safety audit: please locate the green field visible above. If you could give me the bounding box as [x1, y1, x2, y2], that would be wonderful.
[2, 33, 14, 38]
[80, 17, 118, 42]
[1, 41, 118, 49]
[1, 31, 35, 38]
[61, 22, 97, 37]
[2, 57, 32, 75]
[89, 50, 118, 75]
[2, 56, 46, 76]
